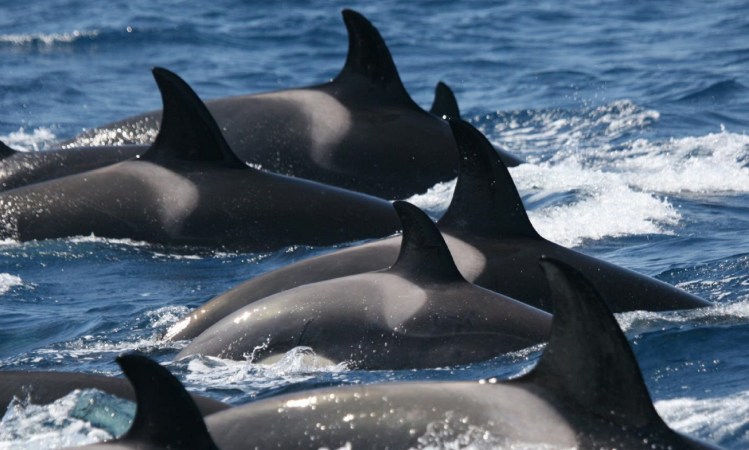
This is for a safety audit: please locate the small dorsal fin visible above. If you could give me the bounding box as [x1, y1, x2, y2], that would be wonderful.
[117, 353, 218, 449]
[438, 119, 539, 238]
[334, 9, 417, 106]
[0, 140, 16, 159]
[141, 67, 247, 169]
[518, 257, 664, 427]
[429, 81, 460, 119]
[389, 201, 464, 282]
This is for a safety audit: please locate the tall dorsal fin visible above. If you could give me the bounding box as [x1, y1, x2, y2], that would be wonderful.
[438, 119, 538, 238]
[334, 9, 417, 106]
[389, 201, 464, 282]
[518, 257, 664, 428]
[117, 353, 219, 449]
[430, 81, 460, 119]
[0, 140, 16, 159]
[141, 67, 247, 169]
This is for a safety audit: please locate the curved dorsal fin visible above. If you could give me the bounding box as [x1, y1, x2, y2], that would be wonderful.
[438, 119, 538, 238]
[334, 9, 417, 107]
[429, 81, 460, 119]
[117, 353, 218, 449]
[0, 140, 16, 159]
[389, 201, 464, 282]
[141, 67, 247, 169]
[518, 257, 664, 428]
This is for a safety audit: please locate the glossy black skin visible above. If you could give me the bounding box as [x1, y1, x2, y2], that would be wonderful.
[198, 259, 720, 450]
[166, 117, 708, 340]
[0, 67, 401, 250]
[0, 145, 144, 191]
[63, 10, 465, 199]
[178, 201, 551, 369]
[0, 157, 399, 251]
[203, 381, 717, 450]
[176, 270, 552, 369]
[0, 370, 227, 416]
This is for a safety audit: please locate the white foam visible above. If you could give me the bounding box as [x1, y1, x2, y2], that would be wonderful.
[182, 347, 348, 395]
[656, 390, 749, 446]
[513, 158, 681, 247]
[0, 273, 23, 295]
[0, 30, 99, 46]
[0, 128, 58, 152]
[0, 391, 113, 449]
[66, 234, 152, 247]
[610, 127, 749, 194]
[403, 179, 456, 216]
[617, 299, 749, 334]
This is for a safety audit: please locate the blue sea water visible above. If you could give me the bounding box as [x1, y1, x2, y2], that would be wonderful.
[1, 0, 748, 448]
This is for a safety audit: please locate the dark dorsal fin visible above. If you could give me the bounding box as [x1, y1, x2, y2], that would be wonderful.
[117, 353, 219, 449]
[141, 67, 247, 169]
[389, 201, 464, 282]
[0, 140, 16, 159]
[438, 119, 539, 238]
[334, 9, 417, 106]
[518, 257, 664, 428]
[429, 81, 460, 119]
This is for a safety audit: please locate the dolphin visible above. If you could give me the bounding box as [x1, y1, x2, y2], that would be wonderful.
[176, 201, 551, 369]
[429, 81, 461, 119]
[68, 354, 220, 449]
[165, 118, 708, 341]
[63, 10, 520, 199]
[0, 368, 227, 416]
[190, 259, 716, 449]
[0, 141, 143, 191]
[0, 67, 399, 250]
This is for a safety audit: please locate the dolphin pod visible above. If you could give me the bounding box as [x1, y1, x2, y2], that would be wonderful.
[63, 9, 521, 199]
[165, 118, 709, 341]
[0, 67, 400, 250]
[0, 78, 471, 195]
[176, 201, 552, 369]
[72, 261, 720, 449]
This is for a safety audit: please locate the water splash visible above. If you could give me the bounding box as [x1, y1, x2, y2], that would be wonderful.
[180, 347, 348, 399]
[0, 273, 23, 295]
[656, 390, 749, 448]
[0, 128, 58, 152]
[0, 389, 132, 449]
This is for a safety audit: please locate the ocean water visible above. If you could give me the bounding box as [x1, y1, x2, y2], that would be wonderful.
[1, 0, 748, 448]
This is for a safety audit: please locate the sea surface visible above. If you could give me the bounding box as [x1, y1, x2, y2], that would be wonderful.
[1, 1, 748, 448]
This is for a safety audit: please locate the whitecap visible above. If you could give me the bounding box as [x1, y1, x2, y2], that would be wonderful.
[0, 30, 99, 46]
[0, 273, 23, 295]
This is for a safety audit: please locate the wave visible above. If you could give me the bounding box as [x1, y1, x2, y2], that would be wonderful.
[605, 128, 749, 195]
[0, 30, 100, 47]
[676, 80, 748, 103]
[0, 273, 23, 295]
[657, 390, 749, 448]
[481, 99, 660, 158]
